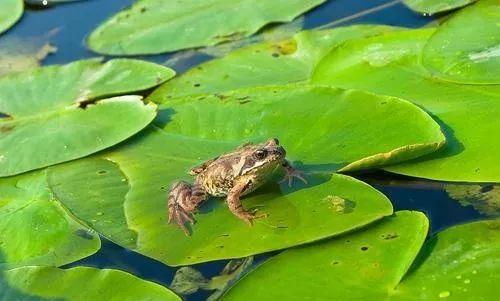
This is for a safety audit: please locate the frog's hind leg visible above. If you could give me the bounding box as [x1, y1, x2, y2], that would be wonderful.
[168, 181, 207, 235]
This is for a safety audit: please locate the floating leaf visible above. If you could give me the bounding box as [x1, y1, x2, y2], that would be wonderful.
[0, 0, 23, 35]
[221, 211, 429, 300]
[1, 266, 180, 301]
[313, 28, 500, 182]
[48, 135, 394, 266]
[87, 0, 327, 55]
[0, 171, 100, 269]
[222, 212, 500, 301]
[403, 0, 476, 14]
[153, 25, 399, 99]
[445, 184, 500, 217]
[153, 85, 445, 171]
[392, 218, 500, 299]
[0, 58, 175, 176]
[422, 0, 500, 84]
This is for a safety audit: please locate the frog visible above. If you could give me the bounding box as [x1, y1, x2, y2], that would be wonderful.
[167, 138, 306, 235]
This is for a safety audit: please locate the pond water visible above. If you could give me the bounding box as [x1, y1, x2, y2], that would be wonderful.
[2, 0, 487, 300]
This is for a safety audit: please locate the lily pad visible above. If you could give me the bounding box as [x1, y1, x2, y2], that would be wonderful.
[222, 212, 500, 301]
[48, 129, 394, 266]
[221, 211, 429, 300]
[445, 184, 500, 217]
[0, 171, 100, 269]
[312, 28, 500, 182]
[0, 0, 23, 35]
[1, 266, 181, 301]
[152, 25, 399, 99]
[403, 0, 476, 14]
[422, 0, 500, 84]
[0, 58, 175, 177]
[154, 85, 445, 171]
[87, 0, 326, 55]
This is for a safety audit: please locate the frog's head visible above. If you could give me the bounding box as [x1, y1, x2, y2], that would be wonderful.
[240, 138, 286, 176]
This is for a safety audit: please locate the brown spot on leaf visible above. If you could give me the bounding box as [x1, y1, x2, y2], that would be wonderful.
[214, 93, 229, 100]
[214, 31, 246, 41]
[0, 125, 15, 133]
[77, 99, 96, 109]
[272, 39, 298, 55]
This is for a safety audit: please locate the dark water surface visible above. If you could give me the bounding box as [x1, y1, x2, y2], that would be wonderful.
[2, 0, 486, 300]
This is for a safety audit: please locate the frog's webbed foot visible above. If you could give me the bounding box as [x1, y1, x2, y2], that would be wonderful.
[280, 161, 308, 187]
[167, 181, 207, 236]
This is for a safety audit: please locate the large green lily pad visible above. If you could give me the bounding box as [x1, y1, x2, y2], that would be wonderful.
[153, 85, 445, 171]
[0, 0, 23, 35]
[221, 211, 428, 300]
[87, 0, 326, 55]
[152, 25, 399, 99]
[312, 28, 500, 182]
[403, 0, 476, 14]
[48, 127, 394, 266]
[1, 266, 181, 300]
[422, 0, 500, 84]
[222, 212, 500, 300]
[0, 171, 100, 269]
[0, 58, 175, 177]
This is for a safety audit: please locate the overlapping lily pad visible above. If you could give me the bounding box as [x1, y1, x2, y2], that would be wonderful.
[0, 58, 175, 176]
[222, 212, 500, 301]
[0, 0, 23, 35]
[152, 25, 400, 99]
[422, 0, 500, 84]
[46, 84, 446, 266]
[1, 266, 181, 300]
[312, 28, 500, 182]
[222, 211, 428, 300]
[0, 171, 100, 269]
[87, 0, 326, 55]
[403, 0, 476, 14]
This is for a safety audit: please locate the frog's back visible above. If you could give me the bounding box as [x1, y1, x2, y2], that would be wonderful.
[195, 155, 242, 197]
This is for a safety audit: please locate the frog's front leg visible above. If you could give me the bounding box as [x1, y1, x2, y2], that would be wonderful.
[226, 178, 257, 226]
[168, 181, 207, 235]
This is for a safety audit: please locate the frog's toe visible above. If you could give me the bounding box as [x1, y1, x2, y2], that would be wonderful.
[281, 168, 308, 187]
[169, 203, 194, 235]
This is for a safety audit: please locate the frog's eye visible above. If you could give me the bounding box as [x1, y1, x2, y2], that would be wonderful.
[254, 149, 268, 160]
